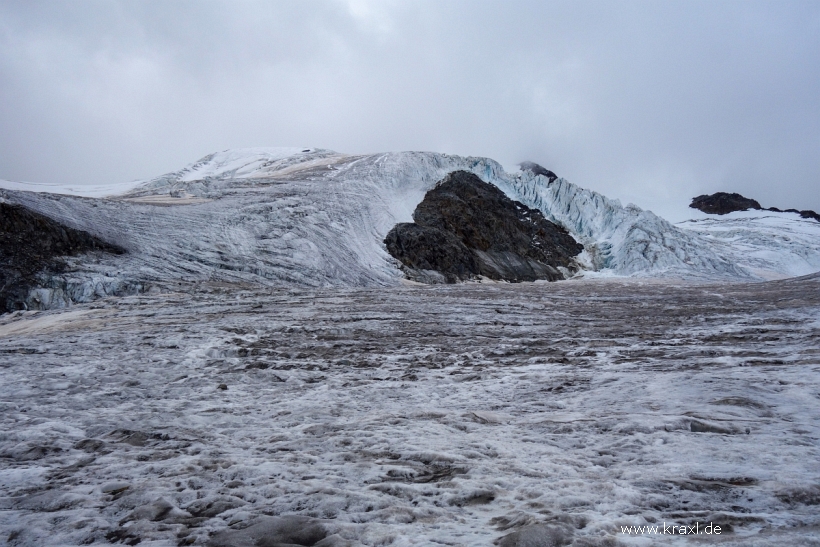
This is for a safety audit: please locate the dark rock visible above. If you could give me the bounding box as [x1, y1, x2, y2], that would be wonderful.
[689, 193, 761, 215]
[798, 209, 820, 222]
[207, 515, 349, 547]
[218, 383, 228, 390]
[109, 429, 169, 446]
[449, 490, 495, 506]
[682, 475, 758, 492]
[105, 528, 142, 546]
[123, 432, 150, 446]
[384, 223, 478, 283]
[519, 162, 559, 184]
[0, 201, 125, 312]
[303, 376, 325, 384]
[383, 464, 468, 484]
[497, 524, 572, 547]
[3, 442, 62, 461]
[101, 482, 131, 495]
[689, 420, 737, 434]
[384, 171, 583, 283]
[772, 207, 820, 221]
[185, 496, 246, 518]
[120, 499, 175, 524]
[776, 484, 820, 507]
[692, 192, 820, 222]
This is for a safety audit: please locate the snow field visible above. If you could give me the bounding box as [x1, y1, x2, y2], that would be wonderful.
[678, 210, 820, 280]
[1, 276, 819, 545]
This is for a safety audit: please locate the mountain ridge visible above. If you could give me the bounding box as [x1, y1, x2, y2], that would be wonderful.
[1, 148, 819, 310]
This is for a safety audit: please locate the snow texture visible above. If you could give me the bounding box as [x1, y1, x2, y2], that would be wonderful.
[0, 178, 145, 199]
[0, 276, 819, 546]
[677, 210, 820, 280]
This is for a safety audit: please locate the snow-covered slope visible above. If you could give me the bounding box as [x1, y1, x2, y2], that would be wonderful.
[0, 178, 144, 198]
[0, 149, 320, 198]
[130, 147, 336, 193]
[678, 210, 820, 280]
[130, 149, 748, 280]
[1, 147, 815, 310]
[0, 151, 489, 309]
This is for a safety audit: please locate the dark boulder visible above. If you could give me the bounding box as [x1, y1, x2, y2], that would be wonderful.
[689, 192, 761, 215]
[0, 201, 125, 312]
[384, 170, 583, 283]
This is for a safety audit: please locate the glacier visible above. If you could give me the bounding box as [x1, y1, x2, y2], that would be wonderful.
[493, 169, 750, 278]
[678, 209, 820, 280]
[1, 148, 818, 311]
[1, 274, 819, 546]
[2, 148, 820, 546]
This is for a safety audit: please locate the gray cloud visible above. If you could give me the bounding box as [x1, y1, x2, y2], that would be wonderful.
[1, 0, 818, 221]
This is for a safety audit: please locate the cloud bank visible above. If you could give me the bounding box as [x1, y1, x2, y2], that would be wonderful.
[1, 0, 818, 221]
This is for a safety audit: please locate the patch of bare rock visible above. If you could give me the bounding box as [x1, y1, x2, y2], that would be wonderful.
[384, 170, 583, 283]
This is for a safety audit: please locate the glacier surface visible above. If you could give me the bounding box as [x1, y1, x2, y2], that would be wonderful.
[2, 150, 820, 545]
[1, 276, 819, 546]
[0, 148, 818, 311]
[678, 210, 820, 280]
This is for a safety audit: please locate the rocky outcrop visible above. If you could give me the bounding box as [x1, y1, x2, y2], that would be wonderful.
[0, 201, 125, 312]
[766, 207, 820, 222]
[384, 170, 583, 283]
[690, 193, 762, 215]
[519, 161, 558, 183]
[690, 192, 819, 222]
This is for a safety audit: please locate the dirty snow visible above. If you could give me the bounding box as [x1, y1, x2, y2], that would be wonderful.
[1, 275, 819, 546]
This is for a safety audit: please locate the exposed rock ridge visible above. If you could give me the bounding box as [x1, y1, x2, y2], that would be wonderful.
[690, 192, 820, 222]
[766, 207, 820, 222]
[690, 193, 762, 215]
[0, 201, 125, 312]
[384, 170, 583, 283]
[519, 161, 558, 183]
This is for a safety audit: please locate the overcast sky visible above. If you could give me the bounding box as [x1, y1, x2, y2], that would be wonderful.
[1, 0, 818, 221]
